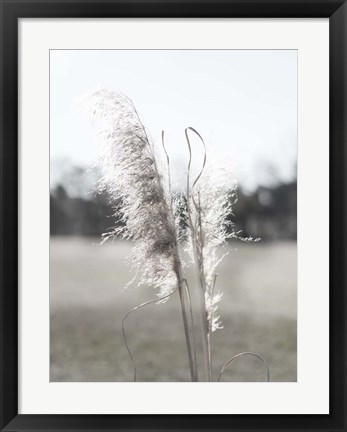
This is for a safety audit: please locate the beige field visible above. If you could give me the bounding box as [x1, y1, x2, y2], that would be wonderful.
[50, 237, 296, 382]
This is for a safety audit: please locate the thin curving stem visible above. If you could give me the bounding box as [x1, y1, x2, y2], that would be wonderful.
[161, 130, 172, 197]
[217, 352, 270, 382]
[185, 127, 211, 381]
[185, 127, 207, 191]
[122, 287, 178, 382]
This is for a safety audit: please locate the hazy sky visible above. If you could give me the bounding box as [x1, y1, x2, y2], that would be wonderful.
[50, 49, 297, 192]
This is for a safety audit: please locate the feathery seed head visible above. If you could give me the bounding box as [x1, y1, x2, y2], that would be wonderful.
[190, 163, 238, 332]
[83, 88, 178, 299]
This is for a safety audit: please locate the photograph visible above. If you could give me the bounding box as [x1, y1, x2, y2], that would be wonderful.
[50, 49, 297, 382]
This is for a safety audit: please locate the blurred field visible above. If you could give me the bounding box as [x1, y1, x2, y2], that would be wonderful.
[50, 237, 296, 382]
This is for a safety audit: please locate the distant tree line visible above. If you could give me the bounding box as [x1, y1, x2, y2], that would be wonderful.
[50, 179, 296, 241]
[233, 182, 297, 241]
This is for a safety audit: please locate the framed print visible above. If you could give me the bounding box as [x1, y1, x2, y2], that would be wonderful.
[0, 0, 346, 431]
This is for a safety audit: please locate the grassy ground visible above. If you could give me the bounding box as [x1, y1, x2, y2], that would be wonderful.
[50, 237, 296, 382]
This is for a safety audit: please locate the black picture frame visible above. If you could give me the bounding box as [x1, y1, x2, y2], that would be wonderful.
[0, 1, 346, 431]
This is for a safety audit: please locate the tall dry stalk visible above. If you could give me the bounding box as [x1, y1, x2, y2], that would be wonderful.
[83, 88, 268, 382]
[83, 88, 197, 381]
[184, 127, 240, 381]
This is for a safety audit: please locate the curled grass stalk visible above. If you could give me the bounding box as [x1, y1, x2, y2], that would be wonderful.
[122, 287, 178, 382]
[185, 127, 212, 381]
[162, 130, 198, 381]
[217, 352, 271, 382]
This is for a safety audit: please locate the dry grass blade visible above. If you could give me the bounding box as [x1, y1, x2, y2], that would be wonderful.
[185, 126, 207, 191]
[182, 278, 198, 381]
[122, 287, 179, 382]
[217, 352, 271, 382]
[185, 127, 211, 381]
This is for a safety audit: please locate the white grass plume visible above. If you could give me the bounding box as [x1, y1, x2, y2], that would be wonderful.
[189, 163, 238, 332]
[83, 88, 178, 299]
